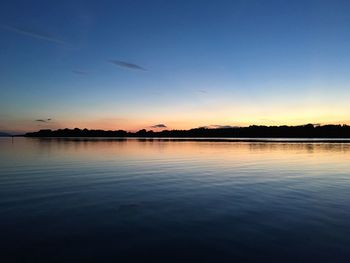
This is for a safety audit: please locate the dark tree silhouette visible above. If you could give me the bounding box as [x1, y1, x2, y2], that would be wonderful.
[25, 124, 350, 138]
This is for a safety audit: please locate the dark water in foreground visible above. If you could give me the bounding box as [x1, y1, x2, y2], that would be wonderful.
[1, 138, 350, 262]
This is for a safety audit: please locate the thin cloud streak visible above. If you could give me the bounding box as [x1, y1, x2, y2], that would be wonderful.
[197, 89, 207, 94]
[150, 124, 167, 128]
[109, 60, 147, 71]
[35, 118, 52, 123]
[1, 24, 66, 45]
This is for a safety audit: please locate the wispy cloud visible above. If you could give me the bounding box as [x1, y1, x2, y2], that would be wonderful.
[109, 60, 147, 71]
[197, 89, 207, 94]
[1, 24, 66, 45]
[35, 118, 52, 123]
[150, 124, 167, 128]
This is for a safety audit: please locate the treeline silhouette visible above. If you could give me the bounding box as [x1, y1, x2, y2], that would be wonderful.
[25, 124, 350, 138]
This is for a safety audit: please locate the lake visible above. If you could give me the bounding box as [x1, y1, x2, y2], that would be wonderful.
[1, 137, 350, 262]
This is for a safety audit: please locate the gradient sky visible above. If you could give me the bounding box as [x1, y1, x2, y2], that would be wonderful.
[1, 0, 350, 133]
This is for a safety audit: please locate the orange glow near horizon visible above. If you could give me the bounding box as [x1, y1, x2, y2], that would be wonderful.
[2, 102, 350, 133]
[7, 117, 350, 134]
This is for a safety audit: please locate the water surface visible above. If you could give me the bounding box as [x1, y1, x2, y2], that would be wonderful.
[1, 137, 350, 262]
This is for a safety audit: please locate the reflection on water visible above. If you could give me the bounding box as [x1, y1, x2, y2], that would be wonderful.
[1, 138, 350, 262]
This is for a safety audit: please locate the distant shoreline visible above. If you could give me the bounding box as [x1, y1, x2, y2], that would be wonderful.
[14, 137, 350, 143]
[23, 124, 350, 140]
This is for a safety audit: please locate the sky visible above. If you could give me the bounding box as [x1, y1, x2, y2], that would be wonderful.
[1, 0, 350, 133]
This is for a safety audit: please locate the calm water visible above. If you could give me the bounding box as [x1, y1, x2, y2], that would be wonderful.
[1, 138, 350, 262]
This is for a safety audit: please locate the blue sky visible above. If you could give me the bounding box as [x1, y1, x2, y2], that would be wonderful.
[1, 0, 350, 133]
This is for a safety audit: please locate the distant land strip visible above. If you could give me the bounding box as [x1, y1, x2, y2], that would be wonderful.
[24, 124, 350, 139]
